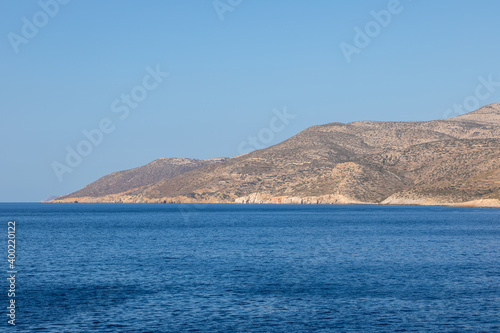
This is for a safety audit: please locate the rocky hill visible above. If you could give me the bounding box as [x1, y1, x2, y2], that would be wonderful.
[56, 158, 227, 199]
[52, 104, 500, 208]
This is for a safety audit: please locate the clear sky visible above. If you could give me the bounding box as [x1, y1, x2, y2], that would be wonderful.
[1, 0, 500, 202]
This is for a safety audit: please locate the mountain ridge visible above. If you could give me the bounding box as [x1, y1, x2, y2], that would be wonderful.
[52, 104, 500, 208]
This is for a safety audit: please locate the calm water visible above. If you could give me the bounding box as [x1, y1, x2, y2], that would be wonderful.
[0, 203, 499, 332]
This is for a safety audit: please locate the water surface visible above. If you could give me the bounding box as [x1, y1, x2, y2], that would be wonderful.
[1, 203, 499, 332]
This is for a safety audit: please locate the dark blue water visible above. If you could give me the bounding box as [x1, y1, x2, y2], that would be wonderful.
[1, 203, 499, 332]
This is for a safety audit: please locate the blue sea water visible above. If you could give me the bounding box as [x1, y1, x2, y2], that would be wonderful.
[0, 203, 499, 332]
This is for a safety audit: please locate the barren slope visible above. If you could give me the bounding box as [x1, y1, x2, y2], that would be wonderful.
[52, 104, 500, 207]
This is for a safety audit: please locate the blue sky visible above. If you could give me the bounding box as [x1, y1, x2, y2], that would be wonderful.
[1, 0, 500, 202]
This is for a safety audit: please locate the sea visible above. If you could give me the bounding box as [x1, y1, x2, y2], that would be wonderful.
[0, 203, 499, 332]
